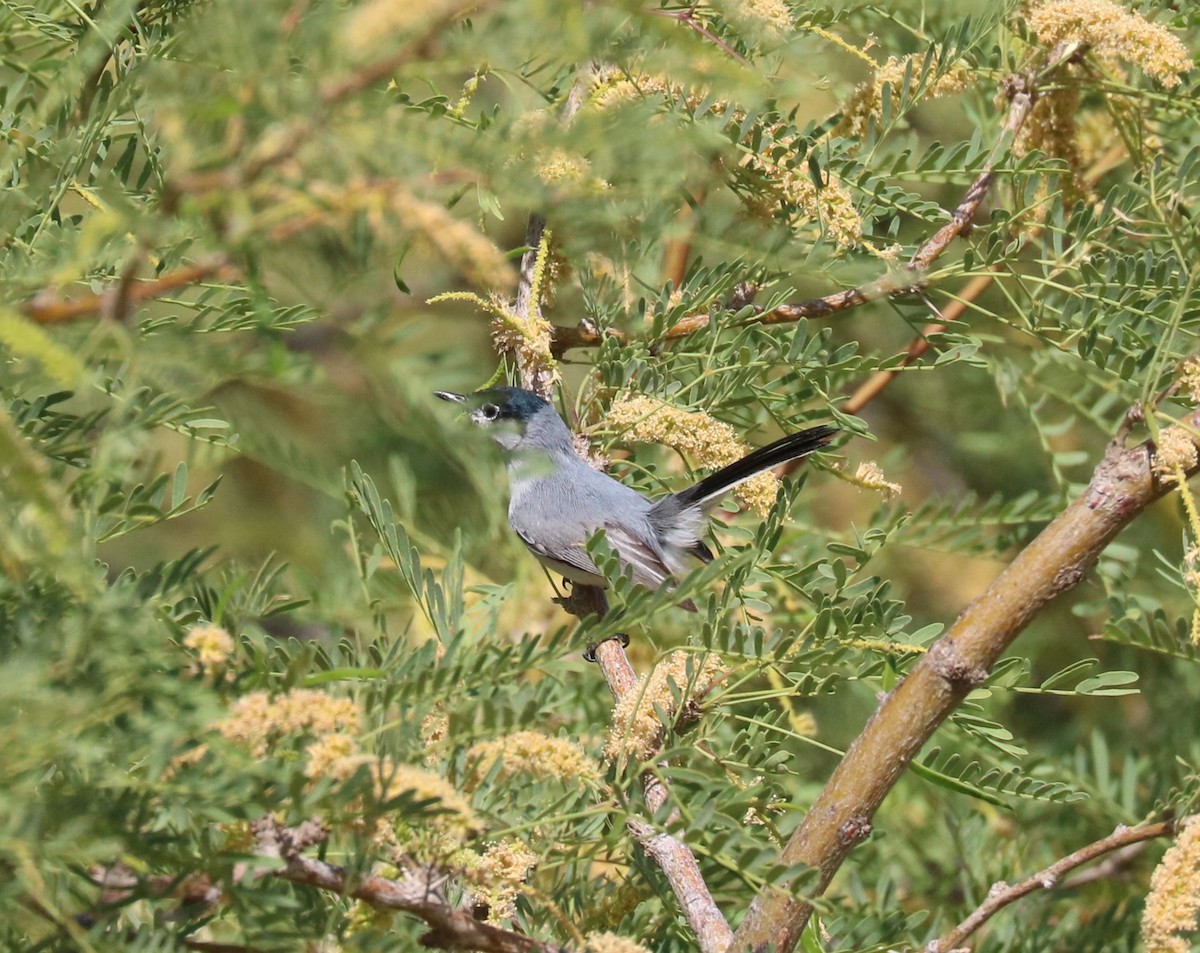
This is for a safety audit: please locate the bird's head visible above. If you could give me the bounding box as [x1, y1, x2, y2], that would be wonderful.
[434, 386, 561, 452]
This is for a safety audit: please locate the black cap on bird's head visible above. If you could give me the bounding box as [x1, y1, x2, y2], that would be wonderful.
[434, 386, 559, 451]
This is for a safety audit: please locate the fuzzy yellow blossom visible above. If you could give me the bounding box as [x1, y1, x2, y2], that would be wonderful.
[838, 53, 973, 140]
[534, 148, 589, 183]
[851, 460, 903, 501]
[1142, 817, 1200, 953]
[183, 624, 235, 676]
[590, 71, 675, 111]
[341, 0, 471, 55]
[422, 709, 449, 766]
[1014, 78, 1088, 204]
[465, 731, 600, 787]
[605, 651, 727, 762]
[304, 732, 360, 780]
[378, 764, 478, 834]
[1184, 546, 1200, 592]
[1179, 358, 1200, 405]
[1027, 0, 1192, 88]
[214, 689, 361, 757]
[391, 190, 514, 291]
[166, 743, 209, 778]
[607, 394, 780, 516]
[716, 0, 793, 40]
[533, 149, 611, 195]
[586, 932, 653, 953]
[488, 300, 560, 392]
[746, 152, 863, 250]
[1152, 426, 1199, 483]
[465, 840, 538, 922]
[300, 735, 476, 835]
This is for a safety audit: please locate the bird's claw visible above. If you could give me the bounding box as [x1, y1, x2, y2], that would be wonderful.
[583, 632, 630, 662]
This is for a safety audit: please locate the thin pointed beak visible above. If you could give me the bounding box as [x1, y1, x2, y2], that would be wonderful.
[434, 390, 466, 403]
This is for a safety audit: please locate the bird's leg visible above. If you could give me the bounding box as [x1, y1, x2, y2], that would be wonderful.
[553, 580, 609, 620]
[551, 583, 632, 661]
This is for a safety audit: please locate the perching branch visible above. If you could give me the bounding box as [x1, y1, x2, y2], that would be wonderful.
[730, 409, 1199, 953]
[926, 818, 1181, 953]
[564, 599, 734, 953]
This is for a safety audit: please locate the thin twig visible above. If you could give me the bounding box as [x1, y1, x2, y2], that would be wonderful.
[841, 98, 1125, 417]
[277, 854, 568, 953]
[549, 63, 1044, 358]
[21, 256, 236, 324]
[653, 7, 752, 66]
[926, 819, 1179, 953]
[841, 272, 995, 415]
[250, 817, 568, 953]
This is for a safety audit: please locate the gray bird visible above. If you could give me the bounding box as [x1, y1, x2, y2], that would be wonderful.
[435, 386, 835, 608]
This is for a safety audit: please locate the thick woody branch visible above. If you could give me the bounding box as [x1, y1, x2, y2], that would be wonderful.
[731, 416, 1197, 953]
[927, 818, 1180, 953]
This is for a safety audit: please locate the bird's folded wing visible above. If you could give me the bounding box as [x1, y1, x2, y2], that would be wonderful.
[512, 525, 601, 578]
[601, 522, 673, 590]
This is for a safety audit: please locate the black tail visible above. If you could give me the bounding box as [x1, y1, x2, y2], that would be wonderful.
[669, 424, 838, 511]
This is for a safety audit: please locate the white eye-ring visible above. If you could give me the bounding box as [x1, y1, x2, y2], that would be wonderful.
[481, 403, 500, 420]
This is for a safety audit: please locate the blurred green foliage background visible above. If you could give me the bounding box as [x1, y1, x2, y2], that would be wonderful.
[2, 0, 1200, 950]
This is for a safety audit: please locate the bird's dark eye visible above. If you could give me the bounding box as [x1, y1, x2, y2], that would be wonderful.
[481, 403, 500, 420]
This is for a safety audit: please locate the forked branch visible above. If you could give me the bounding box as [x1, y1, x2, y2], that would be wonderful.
[926, 818, 1181, 953]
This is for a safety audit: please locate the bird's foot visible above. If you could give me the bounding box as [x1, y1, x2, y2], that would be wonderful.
[583, 632, 630, 663]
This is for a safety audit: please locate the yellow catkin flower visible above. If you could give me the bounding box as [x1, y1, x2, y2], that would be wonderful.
[183, 624, 235, 675]
[1143, 817, 1200, 953]
[378, 764, 478, 834]
[390, 190, 514, 291]
[1152, 426, 1199, 483]
[304, 733, 360, 780]
[422, 709, 449, 766]
[838, 53, 973, 141]
[1179, 358, 1200, 405]
[0, 309, 87, 387]
[607, 394, 780, 516]
[214, 689, 361, 757]
[533, 148, 593, 184]
[851, 461, 903, 501]
[1027, 0, 1192, 88]
[466, 840, 538, 922]
[533, 148, 611, 194]
[765, 166, 863, 250]
[466, 731, 600, 787]
[341, 0, 471, 55]
[605, 651, 726, 763]
[1014, 77, 1088, 204]
[1184, 546, 1200, 592]
[716, 0, 793, 40]
[585, 932, 653, 953]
